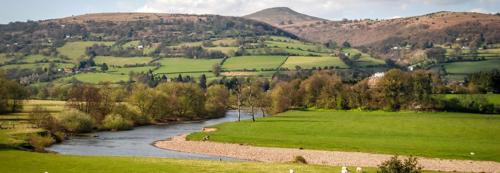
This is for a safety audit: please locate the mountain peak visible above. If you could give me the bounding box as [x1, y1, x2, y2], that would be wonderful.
[244, 7, 327, 26]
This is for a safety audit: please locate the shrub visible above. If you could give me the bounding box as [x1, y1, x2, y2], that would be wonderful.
[112, 104, 150, 125]
[102, 113, 134, 131]
[294, 155, 307, 164]
[56, 109, 95, 133]
[29, 134, 55, 152]
[378, 155, 422, 173]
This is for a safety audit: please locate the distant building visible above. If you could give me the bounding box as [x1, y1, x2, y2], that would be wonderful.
[137, 45, 144, 49]
[368, 72, 385, 88]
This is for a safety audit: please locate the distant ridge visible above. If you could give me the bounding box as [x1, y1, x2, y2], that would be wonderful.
[244, 7, 327, 26]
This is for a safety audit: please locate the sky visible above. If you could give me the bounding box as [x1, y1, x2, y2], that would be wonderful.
[1, 0, 499, 24]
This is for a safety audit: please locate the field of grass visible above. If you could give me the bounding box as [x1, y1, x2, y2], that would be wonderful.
[58, 41, 114, 62]
[108, 66, 156, 75]
[189, 110, 500, 162]
[0, 63, 74, 70]
[282, 56, 348, 69]
[212, 38, 238, 46]
[94, 56, 154, 66]
[19, 55, 61, 63]
[0, 149, 377, 173]
[206, 47, 238, 55]
[223, 56, 287, 71]
[155, 58, 222, 74]
[341, 48, 385, 67]
[444, 59, 500, 74]
[0, 53, 8, 64]
[265, 41, 330, 53]
[0, 100, 65, 146]
[65, 73, 129, 84]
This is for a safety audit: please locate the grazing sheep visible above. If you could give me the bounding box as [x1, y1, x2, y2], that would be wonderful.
[341, 166, 349, 173]
[356, 167, 363, 173]
[289, 169, 294, 173]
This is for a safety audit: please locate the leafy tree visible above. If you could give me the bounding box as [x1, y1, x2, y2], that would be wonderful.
[205, 85, 229, 117]
[199, 74, 207, 90]
[212, 63, 222, 77]
[342, 41, 351, 48]
[101, 63, 109, 72]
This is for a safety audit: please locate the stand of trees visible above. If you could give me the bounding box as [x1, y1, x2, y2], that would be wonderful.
[0, 71, 27, 113]
[266, 69, 498, 114]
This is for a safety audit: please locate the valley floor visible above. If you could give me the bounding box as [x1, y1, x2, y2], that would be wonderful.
[155, 134, 500, 173]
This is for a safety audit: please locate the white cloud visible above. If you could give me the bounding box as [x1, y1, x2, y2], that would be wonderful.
[133, 0, 500, 20]
[469, 8, 489, 13]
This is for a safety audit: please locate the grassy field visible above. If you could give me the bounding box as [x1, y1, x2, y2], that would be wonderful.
[282, 56, 348, 69]
[0, 63, 74, 70]
[444, 59, 500, 74]
[0, 149, 378, 173]
[156, 58, 222, 74]
[64, 73, 129, 84]
[265, 41, 330, 53]
[189, 110, 500, 162]
[0, 100, 66, 146]
[223, 56, 287, 71]
[206, 47, 238, 55]
[108, 66, 156, 75]
[58, 41, 114, 62]
[341, 48, 385, 67]
[94, 56, 154, 66]
[212, 38, 238, 46]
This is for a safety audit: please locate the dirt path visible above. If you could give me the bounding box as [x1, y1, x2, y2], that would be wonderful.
[154, 134, 500, 173]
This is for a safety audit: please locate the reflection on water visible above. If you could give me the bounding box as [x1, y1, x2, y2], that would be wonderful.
[47, 110, 261, 160]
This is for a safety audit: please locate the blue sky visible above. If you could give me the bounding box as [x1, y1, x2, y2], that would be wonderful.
[1, 0, 499, 24]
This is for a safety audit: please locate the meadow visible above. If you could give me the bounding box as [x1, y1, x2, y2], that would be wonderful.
[0, 149, 379, 173]
[188, 110, 500, 162]
[282, 56, 348, 69]
[62, 73, 129, 84]
[155, 58, 222, 74]
[57, 41, 114, 62]
[341, 48, 385, 67]
[223, 56, 287, 71]
[94, 56, 154, 66]
[443, 59, 500, 81]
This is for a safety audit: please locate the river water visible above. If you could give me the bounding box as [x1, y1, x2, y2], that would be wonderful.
[46, 110, 261, 160]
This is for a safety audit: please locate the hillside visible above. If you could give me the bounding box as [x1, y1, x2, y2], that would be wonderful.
[280, 11, 500, 47]
[248, 9, 500, 62]
[0, 12, 297, 55]
[244, 7, 327, 26]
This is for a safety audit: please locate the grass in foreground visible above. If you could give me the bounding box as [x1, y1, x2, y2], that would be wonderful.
[189, 110, 500, 162]
[0, 149, 375, 173]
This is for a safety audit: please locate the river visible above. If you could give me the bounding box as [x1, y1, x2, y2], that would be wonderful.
[46, 110, 261, 160]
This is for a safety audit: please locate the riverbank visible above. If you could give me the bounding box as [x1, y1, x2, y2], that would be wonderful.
[154, 134, 500, 173]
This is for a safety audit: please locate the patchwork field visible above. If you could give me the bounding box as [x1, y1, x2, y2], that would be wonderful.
[341, 48, 385, 67]
[223, 56, 287, 71]
[189, 110, 500, 162]
[94, 56, 154, 66]
[0, 63, 74, 70]
[155, 58, 222, 74]
[63, 73, 129, 84]
[282, 56, 348, 69]
[57, 41, 114, 62]
[108, 66, 156, 75]
[443, 59, 500, 80]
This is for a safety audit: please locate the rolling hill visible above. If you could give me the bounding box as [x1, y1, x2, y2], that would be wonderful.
[244, 7, 327, 26]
